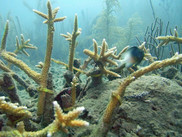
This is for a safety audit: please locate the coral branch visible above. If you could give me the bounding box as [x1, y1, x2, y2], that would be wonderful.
[1, 51, 41, 83]
[0, 96, 32, 126]
[156, 29, 182, 48]
[0, 20, 9, 51]
[61, 14, 81, 72]
[93, 53, 182, 136]
[14, 34, 37, 56]
[33, 9, 48, 20]
[83, 39, 120, 77]
[139, 42, 157, 63]
[71, 76, 78, 107]
[0, 101, 89, 137]
[33, 0, 66, 115]
[111, 46, 129, 59]
[51, 58, 87, 74]
[0, 59, 11, 72]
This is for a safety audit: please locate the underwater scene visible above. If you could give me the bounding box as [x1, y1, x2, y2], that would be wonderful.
[0, 0, 182, 136]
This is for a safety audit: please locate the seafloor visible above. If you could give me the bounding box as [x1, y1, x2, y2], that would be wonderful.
[1, 65, 182, 137]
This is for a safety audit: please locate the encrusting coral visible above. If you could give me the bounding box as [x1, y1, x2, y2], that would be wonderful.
[92, 52, 182, 136]
[0, 99, 89, 137]
[83, 39, 121, 77]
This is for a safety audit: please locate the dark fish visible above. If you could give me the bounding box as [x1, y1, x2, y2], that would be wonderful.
[116, 46, 144, 68]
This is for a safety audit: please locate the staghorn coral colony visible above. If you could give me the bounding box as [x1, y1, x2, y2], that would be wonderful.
[0, 0, 182, 136]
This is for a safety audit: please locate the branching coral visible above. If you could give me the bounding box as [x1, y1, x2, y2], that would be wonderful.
[0, 59, 11, 72]
[156, 29, 182, 48]
[14, 34, 37, 56]
[7, 34, 37, 68]
[138, 42, 157, 63]
[71, 76, 79, 107]
[0, 21, 41, 83]
[0, 0, 66, 118]
[92, 53, 182, 136]
[110, 46, 129, 60]
[0, 60, 36, 97]
[61, 14, 81, 72]
[51, 58, 87, 75]
[0, 96, 32, 126]
[33, 0, 66, 115]
[0, 100, 89, 137]
[0, 73, 21, 105]
[83, 39, 120, 77]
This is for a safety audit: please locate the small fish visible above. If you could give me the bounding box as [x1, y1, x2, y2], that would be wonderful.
[116, 46, 144, 68]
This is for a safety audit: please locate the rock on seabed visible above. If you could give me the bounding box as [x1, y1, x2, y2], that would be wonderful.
[77, 75, 182, 137]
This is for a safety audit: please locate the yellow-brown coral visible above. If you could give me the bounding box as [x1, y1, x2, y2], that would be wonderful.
[0, 96, 32, 126]
[0, 21, 41, 84]
[33, 0, 66, 115]
[83, 39, 120, 77]
[92, 53, 182, 136]
[0, 0, 66, 116]
[71, 76, 79, 107]
[14, 34, 37, 56]
[139, 42, 157, 63]
[156, 29, 182, 48]
[61, 14, 81, 72]
[0, 101, 89, 137]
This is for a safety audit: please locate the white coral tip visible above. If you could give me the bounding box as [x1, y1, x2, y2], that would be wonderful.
[85, 122, 89, 127]
[47, 132, 52, 137]
[0, 96, 5, 100]
[76, 106, 85, 112]
[53, 101, 59, 107]
[22, 106, 27, 109]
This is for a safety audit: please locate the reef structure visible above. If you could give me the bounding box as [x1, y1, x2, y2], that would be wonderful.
[0, 96, 89, 137]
